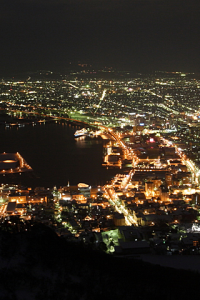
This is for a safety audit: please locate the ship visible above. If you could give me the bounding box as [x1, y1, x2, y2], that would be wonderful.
[74, 128, 88, 137]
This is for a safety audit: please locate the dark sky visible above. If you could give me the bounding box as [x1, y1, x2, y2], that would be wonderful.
[1, 0, 200, 73]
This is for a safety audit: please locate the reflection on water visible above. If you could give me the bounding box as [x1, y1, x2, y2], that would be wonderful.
[0, 122, 118, 188]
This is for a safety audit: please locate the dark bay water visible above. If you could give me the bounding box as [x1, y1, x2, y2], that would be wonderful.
[0, 122, 118, 188]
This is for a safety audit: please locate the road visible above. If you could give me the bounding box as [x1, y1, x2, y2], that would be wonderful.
[104, 167, 138, 226]
[161, 137, 199, 186]
[105, 182, 138, 226]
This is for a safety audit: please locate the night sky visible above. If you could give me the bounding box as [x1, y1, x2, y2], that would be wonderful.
[1, 0, 200, 73]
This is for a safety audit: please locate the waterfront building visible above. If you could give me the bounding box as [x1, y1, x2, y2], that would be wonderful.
[78, 183, 91, 198]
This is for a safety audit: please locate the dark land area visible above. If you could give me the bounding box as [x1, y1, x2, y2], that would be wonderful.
[0, 223, 199, 300]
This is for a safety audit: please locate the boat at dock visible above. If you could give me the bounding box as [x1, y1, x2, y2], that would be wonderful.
[74, 128, 88, 138]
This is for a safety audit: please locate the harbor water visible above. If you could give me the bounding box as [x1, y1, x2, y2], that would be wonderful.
[0, 122, 119, 188]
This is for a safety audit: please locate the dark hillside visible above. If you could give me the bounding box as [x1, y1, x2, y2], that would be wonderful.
[0, 224, 199, 300]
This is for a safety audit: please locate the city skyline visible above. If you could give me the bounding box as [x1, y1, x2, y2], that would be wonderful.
[1, 59, 200, 298]
[1, 2, 200, 295]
